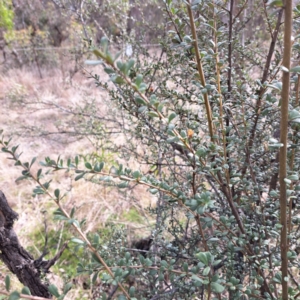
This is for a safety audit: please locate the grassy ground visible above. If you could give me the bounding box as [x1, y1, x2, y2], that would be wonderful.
[0, 56, 154, 298]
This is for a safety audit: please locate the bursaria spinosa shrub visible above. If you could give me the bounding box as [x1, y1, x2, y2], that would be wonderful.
[1, 0, 300, 299]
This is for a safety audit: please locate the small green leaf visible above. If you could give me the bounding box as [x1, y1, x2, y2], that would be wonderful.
[100, 36, 109, 48]
[135, 74, 143, 87]
[117, 61, 125, 72]
[21, 287, 31, 295]
[281, 66, 289, 73]
[37, 169, 42, 179]
[129, 286, 135, 297]
[30, 157, 37, 168]
[273, 272, 282, 283]
[149, 188, 159, 194]
[43, 180, 51, 190]
[295, 185, 300, 191]
[183, 262, 188, 272]
[167, 137, 179, 143]
[94, 162, 104, 172]
[138, 106, 147, 113]
[93, 233, 100, 245]
[191, 274, 203, 283]
[132, 171, 141, 179]
[53, 208, 64, 216]
[196, 252, 209, 266]
[139, 255, 145, 264]
[104, 67, 114, 74]
[157, 103, 164, 112]
[291, 66, 300, 73]
[203, 266, 210, 276]
[289, 109, 300, 123]
[63, 282, 72, 295]
[267, 82, 282, 91]
[106, 53, 114, 64]
[5, 275, 10, 292]
[48, 284, 60, 297]
[168, 112, 177, 123]
[70, 207, 76, 218]
[85, 162, 92, 170]
[135, 97, 146, 105]
[127, 59, 135, 72]
[180, 130, 187, 138]
[148, 111, 159, 118]
[8, 291, 20, 300]
[269, 143, 283, 148]
[125, 252, 131, 261]
[91, 252, 102, 264]
[33, 187, 46, 195]
[75, 156, 79, 167]
[71, 238, 85, 245]
[117, 182, 128, 188]
[288, 174, 299, 181]
[15, 175, 29, 182]
[67, 219, 80, 227]
[93, 49, 105, 58]
[11, 145, 19, 153]
[196, 147, 207, 158]
[92, 271, 99, 284]
[54, 189, 60, 199]
[114, 51, 122, 61]
[211, 282, 225, 293]
[14, 160, 21, 166]
[139, 83, 147, 92]
[284, 178, 292, 184]
[75, 172, 86, 181]
[111, 75, 124, 84]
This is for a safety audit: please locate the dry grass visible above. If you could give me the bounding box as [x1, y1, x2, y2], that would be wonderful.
[0, 59, 155, 298]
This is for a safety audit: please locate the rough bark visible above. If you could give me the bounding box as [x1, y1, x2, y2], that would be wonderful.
[0, 191, 52, 298]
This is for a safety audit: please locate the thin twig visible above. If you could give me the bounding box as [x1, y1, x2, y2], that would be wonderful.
[0, 291, 51, 300]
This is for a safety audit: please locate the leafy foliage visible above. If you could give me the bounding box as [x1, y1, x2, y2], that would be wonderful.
[0, 0, 13, 30]
[2, 0, 300, 299]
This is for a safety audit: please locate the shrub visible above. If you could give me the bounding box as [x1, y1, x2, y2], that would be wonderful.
[1, 0, 300, 299]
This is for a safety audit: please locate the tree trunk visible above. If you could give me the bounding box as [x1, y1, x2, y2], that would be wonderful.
[0, 191, 51, 298]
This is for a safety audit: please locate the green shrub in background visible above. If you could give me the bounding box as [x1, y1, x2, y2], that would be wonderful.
[0, 0, 13, 30]
[1, 0, 300, 299]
